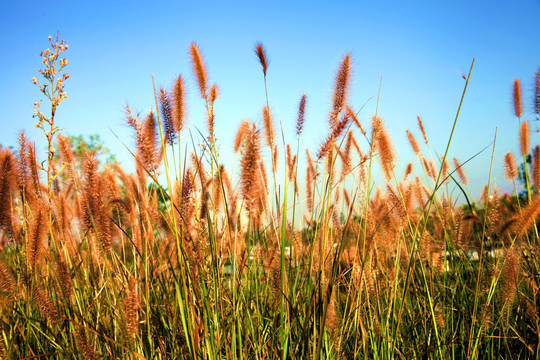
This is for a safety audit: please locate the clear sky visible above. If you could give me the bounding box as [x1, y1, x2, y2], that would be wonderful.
[1, 0, 539, 200]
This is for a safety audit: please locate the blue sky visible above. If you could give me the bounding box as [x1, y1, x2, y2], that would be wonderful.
[1, 0, 539, 199]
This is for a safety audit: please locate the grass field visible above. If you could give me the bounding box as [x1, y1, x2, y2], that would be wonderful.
[0, 35, 539, 359]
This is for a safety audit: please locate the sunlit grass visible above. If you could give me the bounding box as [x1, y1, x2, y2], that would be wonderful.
[0, 35, 538, 359]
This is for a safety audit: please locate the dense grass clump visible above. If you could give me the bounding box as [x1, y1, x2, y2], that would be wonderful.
[0, 35, 539, 359]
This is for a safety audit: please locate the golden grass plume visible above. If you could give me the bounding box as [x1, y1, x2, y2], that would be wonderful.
[513, 79, 522, 118]
[372, 115, 395, 181]
[504, 152, 518, 181]
[254, 42, 269, 77]
[330, 54, 351, 130]
[190, 42, 208, 99]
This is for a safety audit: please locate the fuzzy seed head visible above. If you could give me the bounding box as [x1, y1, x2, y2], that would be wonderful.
[520, 120, 530, 157]
[372, 115, 395, 180]
[513, 79, 523, 118]
[190, 42, 208, 99]
[504, 152, 518, 181]
[453, 157, 468, 186]
[254, 42, 269, 76]
[234, 119, 251, 153]
[159, 88, 176, 146]
[263, 105, 275, 149]
[534, 67, 540, 116]
[417, 115, 429, 144]
[330, 54, 351, 129]
[296, 94, 307, 136]
[406, 129, 421, 155]
[533, 146, 540, 190]
[173, 74, 186, 132]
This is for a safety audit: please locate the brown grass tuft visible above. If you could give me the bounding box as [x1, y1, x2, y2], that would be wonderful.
[326, 284, 341, 352]
[339, 131, 353, 179]
[296, 94, 307, 136]
[254, 42, 269, 77]
[75, 328, 98, 360]
[180, 168, 195, 224]
[318, 113, 350, 159]
[500, 246, 519, 305]
[272, 145, 278, 175]
[520, 120, 530, 157]
[240, 124, 262, 217]
[142, 110, 159, 170]
[27, 206, 47, 270]
[0, 262, 15, 302]
[453, 157, 468, 186]
[513, 194, 540, 238]
[190, 42, 208, 99]
[286, 144, 296, 181]
[234, 119, 251, 153]
[159, 87, 176, 146]
[403, 162, 413, 180]
[262, 105, 275, 149]
[347, 105, 366, 136]
[82, 153, 112, 252]
[534, 67, 540, 116]
[372, 115, 395, 181]
[305, 150, 315, 213]
[57, 133, 76, 169]
[513, 79, 523, 118]
[55, 258, 73, 299]
[209, 83, 219, 103]
[533, 146, 540, 191]
[417, 115, 429, 144]
[33, 287, 60, 324]
[173, 74, 186, 132]
[125, 277, 139, 340]
[504, 152, 518, 181]
[0, 149, 16, 235]
[330, 54, 351, 130]
[126, 106, 160, 172]
[406, 129, 421, 155]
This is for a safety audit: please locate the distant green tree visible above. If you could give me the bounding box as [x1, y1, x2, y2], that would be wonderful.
[518, 145, 539, 197]
[60, 134, 117, 166]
